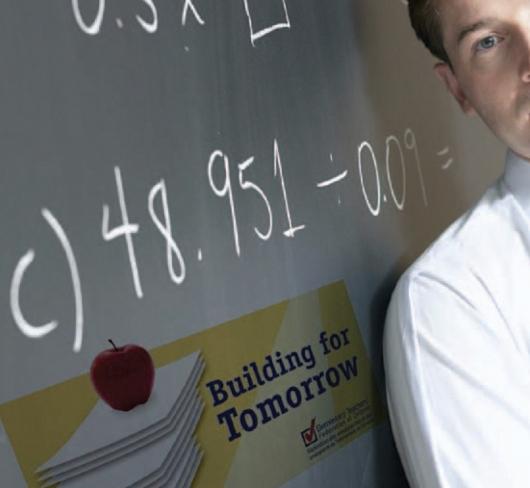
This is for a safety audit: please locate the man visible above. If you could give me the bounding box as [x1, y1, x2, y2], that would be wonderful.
[383, 1, 530, 487]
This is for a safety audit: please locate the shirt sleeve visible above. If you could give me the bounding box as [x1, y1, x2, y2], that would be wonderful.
[383, 265, 530, 488]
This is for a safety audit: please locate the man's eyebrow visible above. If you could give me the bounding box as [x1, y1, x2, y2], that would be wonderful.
[456, 18, 496, 46]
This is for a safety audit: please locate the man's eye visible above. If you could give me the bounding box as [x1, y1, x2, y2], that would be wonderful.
[476, 35, 500, 52]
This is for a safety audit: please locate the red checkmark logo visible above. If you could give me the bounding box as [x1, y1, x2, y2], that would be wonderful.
[301, 418, 317, 446]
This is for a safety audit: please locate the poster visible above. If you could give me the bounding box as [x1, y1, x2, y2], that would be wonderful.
[0, 281, 385, 487]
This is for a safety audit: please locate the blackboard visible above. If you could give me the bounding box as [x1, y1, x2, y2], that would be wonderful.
[0, 1, 504, 486]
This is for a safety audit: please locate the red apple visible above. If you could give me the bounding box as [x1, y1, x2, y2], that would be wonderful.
[90, 340, 155, 411]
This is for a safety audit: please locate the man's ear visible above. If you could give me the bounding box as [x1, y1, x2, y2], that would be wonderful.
[433, 62, 476, 116]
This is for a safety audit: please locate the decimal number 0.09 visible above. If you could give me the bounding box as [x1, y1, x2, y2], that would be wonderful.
[358, 128, 427, 216]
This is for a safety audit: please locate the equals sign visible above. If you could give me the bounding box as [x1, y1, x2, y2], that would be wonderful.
[437, 146, 454, 170]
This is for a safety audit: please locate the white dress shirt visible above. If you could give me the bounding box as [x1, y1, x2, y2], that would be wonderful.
[383, 149, 530, 488]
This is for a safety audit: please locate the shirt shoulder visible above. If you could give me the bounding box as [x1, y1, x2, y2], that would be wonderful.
[392, 177, 528, 329]
[385, 180, 515, 348]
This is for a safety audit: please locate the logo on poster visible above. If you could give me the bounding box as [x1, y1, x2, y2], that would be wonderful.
[301, 417, 318, 447]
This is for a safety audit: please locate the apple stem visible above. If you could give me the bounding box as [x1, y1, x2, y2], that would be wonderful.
[108, 339, 119, 351]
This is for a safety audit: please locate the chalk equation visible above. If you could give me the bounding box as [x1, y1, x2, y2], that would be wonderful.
[71, 0, 291, 46]
[9, 129, 448, 352]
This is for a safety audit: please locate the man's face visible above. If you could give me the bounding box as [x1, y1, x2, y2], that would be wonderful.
[436, 0, 530, 159]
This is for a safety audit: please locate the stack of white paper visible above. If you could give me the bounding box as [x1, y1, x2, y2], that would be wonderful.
[0, 419, 26, 486]
[36, 352, 204, 488]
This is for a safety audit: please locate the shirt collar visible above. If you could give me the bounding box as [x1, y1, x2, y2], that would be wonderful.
[503, 149, 530, 214]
